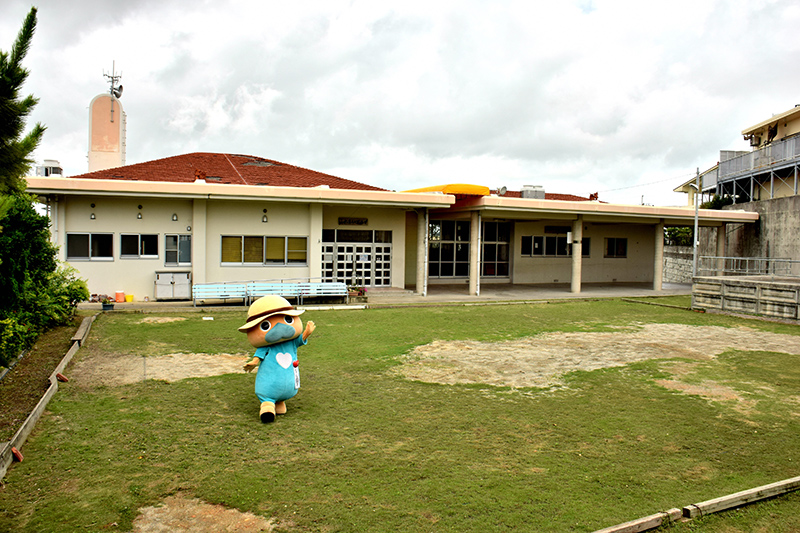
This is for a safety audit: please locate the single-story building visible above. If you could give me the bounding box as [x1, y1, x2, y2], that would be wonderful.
[26, 152, 759, 300]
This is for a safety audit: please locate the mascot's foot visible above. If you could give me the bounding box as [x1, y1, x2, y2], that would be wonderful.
[275, 401, 287, 415]
[260, 401, 276, 423]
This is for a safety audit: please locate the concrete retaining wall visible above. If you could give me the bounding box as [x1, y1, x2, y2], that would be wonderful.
[663, 245, 693, 283]
[696, 195, 800, 261]
[692, 276, 800, 320]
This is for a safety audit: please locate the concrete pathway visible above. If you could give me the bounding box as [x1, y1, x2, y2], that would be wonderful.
[78, 282, 691, 312]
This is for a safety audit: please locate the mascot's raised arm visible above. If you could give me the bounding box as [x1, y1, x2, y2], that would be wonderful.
[239, 295, 315, 423]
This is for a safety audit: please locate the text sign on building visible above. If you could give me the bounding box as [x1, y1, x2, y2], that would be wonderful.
[338, 217, 368, 226]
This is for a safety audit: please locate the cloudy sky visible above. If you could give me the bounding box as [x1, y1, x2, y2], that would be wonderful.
[5, 0, 800, 205]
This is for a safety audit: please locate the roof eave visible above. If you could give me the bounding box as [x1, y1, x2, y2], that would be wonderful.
[441, 195, 758, 224]
[25, 177, 455, 208]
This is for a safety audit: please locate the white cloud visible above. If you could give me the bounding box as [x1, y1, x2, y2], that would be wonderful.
[3, 0, 798, 206]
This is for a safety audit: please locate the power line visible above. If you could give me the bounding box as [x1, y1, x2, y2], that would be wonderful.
[599, 172, 695, 193]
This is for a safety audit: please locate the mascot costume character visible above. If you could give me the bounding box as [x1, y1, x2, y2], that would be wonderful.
[239, 295, 315, 423]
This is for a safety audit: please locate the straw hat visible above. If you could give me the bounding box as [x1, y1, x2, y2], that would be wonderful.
[238, 295, 304, 332]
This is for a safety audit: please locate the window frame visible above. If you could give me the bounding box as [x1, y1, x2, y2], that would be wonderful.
[66, 232, 114, 261]
[520, 234, 571, 258]
[165, 234, 192, 266]
[428, 220, 471, 278]
[604, 237, 628, 258]
[221, 235, 308, 266]
[120, 233, 159, 259]
[481, 221, 510, 277]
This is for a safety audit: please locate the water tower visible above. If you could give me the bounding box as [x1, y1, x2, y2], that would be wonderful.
[88, 62, 126, 172]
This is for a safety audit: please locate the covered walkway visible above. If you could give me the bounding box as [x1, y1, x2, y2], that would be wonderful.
[79, 282, 691, 312]
[368, 282, 691, 305]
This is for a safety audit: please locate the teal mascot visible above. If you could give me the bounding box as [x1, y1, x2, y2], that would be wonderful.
[240, 295, 315, 423]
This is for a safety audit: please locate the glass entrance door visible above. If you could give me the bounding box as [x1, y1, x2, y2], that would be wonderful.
[321, 242, 392, 286]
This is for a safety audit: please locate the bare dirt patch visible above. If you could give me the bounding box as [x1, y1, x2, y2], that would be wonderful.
[70, 352, 248, 387]
[395, 323, 800, 389]
[132, 494, 277, 532]
[138, 316, 188, 324]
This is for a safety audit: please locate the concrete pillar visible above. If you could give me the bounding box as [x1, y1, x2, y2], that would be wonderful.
[571, 216, 583, 293]
[469, 210, 481, 296]
[191, 199, 207, 284]
[308, 204, 323, 281]
[416, 208, 428, 296]
[52, 196, 67, 262]
[653, 219, 664, 291]
[716, 224, 726, 275]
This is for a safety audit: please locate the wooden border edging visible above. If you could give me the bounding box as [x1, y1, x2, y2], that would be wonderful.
[594, 475, 800, 532]
[683, 475, 800, 518]
[593, 508, 682, 533]
[0, 314, 96, 481]
[70, 314, 95, 346]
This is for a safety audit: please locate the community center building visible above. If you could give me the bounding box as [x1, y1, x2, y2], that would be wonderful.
[26, 152, 758, 301]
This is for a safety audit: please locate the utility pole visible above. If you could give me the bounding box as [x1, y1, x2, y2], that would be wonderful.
[692, 168, 700, 277]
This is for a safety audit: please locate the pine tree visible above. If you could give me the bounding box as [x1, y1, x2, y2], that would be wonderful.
[0, 7, 45, 195]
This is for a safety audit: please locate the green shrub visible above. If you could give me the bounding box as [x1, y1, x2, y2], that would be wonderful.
[664, 226, 693, 246]
[36, 266, 89, 327]
[701, 194, 734, 209]
[0, 317, 28, 368]
[0, 195, 89, 365]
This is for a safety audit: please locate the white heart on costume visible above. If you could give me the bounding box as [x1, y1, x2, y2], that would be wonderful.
[276, 352, 292, 369]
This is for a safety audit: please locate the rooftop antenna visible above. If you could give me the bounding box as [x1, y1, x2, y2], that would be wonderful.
[103, 61, 123, 122]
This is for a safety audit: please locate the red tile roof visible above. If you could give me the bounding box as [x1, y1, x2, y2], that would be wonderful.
[71, 153, 387, 191]
[497, 190, 594, 202]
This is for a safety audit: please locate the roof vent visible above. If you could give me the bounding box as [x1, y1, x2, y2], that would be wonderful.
[521, 185, 545, 199]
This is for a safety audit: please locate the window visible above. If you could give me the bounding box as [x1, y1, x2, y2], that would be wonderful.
[604, 237, 627, 258]
[482, 221, 510, 277]
[166, 234, 191, 265]
[222, 236, 307, 265]
[120, 234, 158, 258]
[520, 234, 569, 257]
[429, 220, 470, 277]
[322, 229, 392, 244]
[582, 238, 591, 257]
[66, 233, 113, 260]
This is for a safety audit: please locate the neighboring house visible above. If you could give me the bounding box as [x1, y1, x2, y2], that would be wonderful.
[673, 105, 800, 266]
[26, 152, 757, 300]
[673, 165, 721, 208]
[703, 105, 800, 203]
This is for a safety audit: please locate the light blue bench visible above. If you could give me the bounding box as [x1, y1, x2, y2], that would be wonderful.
[248, 282, 302, 301]
[248, 281, 348, 304]
[192, 281, 350, 306]
[296, 282, 348, 304]
[192, 283, 248, 306]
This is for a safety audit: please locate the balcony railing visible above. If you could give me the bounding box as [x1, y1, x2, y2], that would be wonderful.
[718, 136, 800, 181]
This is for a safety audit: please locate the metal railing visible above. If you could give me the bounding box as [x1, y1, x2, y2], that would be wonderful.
[718, 136, 800, 180]
[697, 256, 800, 277]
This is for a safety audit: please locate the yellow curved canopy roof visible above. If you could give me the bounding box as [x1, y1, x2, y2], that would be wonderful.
[403, 183, 491, 196]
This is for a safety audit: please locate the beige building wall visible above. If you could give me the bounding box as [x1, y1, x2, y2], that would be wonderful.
[61, 195, 192, 299]
[512, 221, 656, 284]
[404, 211, 419, 288]
[205, 200, 312, 283]
[749, 176, 798, 200]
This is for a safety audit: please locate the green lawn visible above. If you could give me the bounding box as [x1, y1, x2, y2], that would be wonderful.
[2, 299, 800, 532]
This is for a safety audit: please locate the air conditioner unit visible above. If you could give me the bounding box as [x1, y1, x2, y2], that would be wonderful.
[750, 135, 761, 147]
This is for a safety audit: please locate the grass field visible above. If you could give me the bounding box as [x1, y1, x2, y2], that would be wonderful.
[2, 298, 800, 532]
